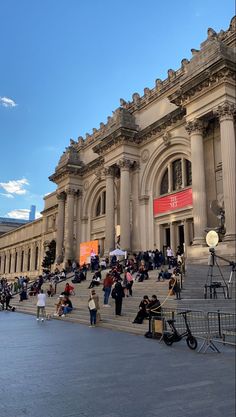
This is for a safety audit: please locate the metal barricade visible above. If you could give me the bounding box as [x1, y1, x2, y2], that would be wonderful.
[159, 308, 236, 353]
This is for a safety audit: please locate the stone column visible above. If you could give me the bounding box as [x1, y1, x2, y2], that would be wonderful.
[11, 251, 16, 274]
[5, 251, 10, 275]
[184, 220, 190, 254]
[104, 166, 115, 255]
[216, 101, 236, 241]
[16, 248, 22, 273]
[131, 162, 141, 252]
[23, 246, 29, 272]
[56, 191, 66, 262]
[170, 223, 176, 253]
[0, 253, 3, 274]
[186, 119, 207, 244]
[76, 191, 82, 262]
[64, 188, 76, 262]
[30, 243, 36, 271]
[119, 159, 131, 251]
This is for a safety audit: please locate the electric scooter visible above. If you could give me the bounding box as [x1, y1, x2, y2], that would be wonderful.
[163, 310, 198, 350]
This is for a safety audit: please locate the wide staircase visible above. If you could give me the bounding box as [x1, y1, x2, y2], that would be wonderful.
[10, 264, 235, 335]
[177, 264, 236, 312]
[10, 270, 171, 336]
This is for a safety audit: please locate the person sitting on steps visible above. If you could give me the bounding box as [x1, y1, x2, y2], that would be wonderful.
[133, 295, 150, 324]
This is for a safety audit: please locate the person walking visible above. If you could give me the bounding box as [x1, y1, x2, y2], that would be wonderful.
[36, 289, 46, 322]
[103, 273, 113, 306]
[88, 289, 100, 327]
[112, 281, 125, 316]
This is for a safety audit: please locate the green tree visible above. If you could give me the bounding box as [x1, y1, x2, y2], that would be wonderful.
[42, 240, 56, 272]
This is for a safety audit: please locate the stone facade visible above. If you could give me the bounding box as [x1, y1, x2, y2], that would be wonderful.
[0, 17, 235, 278]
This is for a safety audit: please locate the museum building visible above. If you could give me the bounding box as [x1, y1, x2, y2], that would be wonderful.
[0, 16, 235, 278]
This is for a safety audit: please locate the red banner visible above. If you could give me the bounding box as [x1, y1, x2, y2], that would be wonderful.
[153, 188, 192, 215]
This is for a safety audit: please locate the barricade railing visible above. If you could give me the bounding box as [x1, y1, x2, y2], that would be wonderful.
[151, 308, 236, 353]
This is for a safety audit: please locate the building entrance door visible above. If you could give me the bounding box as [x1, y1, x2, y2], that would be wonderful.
[178, 225, 184, 250]
[165, 228, 170, 247]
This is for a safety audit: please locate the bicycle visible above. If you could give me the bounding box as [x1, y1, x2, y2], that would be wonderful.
[163, 310, 198, 350]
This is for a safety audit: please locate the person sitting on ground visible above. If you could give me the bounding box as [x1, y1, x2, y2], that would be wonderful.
[136, 265, 149, 282]
[133, 295, 150, 324]
[63, 282, 75, 296]
[88, 271, 101, 289]
[54, 295, 64, 316]
[47, 284, 55, 297]
[146, 295, 162, 318]
[168, 276, 176, 296]
[61, 295, 73, 316]
[157, 267, 171, 281]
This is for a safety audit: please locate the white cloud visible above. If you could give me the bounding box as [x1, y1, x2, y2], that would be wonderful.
[0, 178, 29, 195]
[5, 209, 42, 220]
[0, 193, 14, 199]
[0, 96, 17, 107]
[6, 209, 30, 220]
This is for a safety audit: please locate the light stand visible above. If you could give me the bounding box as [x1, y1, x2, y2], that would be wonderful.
[204, 248, 232, 299]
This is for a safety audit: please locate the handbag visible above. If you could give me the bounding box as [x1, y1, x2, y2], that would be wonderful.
[88, 299, 96, 310]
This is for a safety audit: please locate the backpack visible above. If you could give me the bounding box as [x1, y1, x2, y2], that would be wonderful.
[111, 288, 117, 299]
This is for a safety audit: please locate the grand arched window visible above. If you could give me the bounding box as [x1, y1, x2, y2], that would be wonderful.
[95, 191, 106, 217]
[160, 158, 192, 195]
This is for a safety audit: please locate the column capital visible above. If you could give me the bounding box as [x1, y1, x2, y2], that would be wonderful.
[56, 191, 66, 201]
[118, 158, 131, 171]
[185, 119, 204, 135]
[215, 101, 236, 122]
[132, 161, 140, 172]
[104, 166, 115, 177]
[65, 187, 77, 196]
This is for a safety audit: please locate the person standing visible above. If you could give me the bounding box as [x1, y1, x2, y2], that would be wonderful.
[112, 281, 125, 316]
[36, 289, 46, 322]
[103, 273, 113, 306]
[88, 289, 100, 327]
[166, 247, 173, 269]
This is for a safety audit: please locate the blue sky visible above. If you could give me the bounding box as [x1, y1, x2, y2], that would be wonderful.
[0, 0, 234, 219]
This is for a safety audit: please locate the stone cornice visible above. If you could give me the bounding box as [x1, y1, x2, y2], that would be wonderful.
[49, 156, 105, 183]
[169, 51, 236, 107]
[93, 127, 138, 156]
[137, 108, 186, 142]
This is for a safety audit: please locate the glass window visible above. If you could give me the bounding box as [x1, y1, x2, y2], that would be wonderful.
[96, 197, 101, 217]
[172, 159, 182, 191]
[160, 168, 169, 195]
[186, 159, 192, 186]
[102, 191, 106, 214]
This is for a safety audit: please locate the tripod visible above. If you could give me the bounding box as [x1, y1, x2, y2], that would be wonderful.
[204, 249, 229, 299]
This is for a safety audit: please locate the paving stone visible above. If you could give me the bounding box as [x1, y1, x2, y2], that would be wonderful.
[0, 312, 235, 417]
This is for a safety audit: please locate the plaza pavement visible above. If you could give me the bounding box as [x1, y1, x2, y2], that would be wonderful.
[0, 312, 235, 417]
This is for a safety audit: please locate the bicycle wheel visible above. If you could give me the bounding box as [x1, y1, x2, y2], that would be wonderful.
[163, 333, 173, 346]
[186, 336, 198, 350]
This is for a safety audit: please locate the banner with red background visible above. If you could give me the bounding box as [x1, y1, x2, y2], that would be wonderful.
[153, 188, 192, 215]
